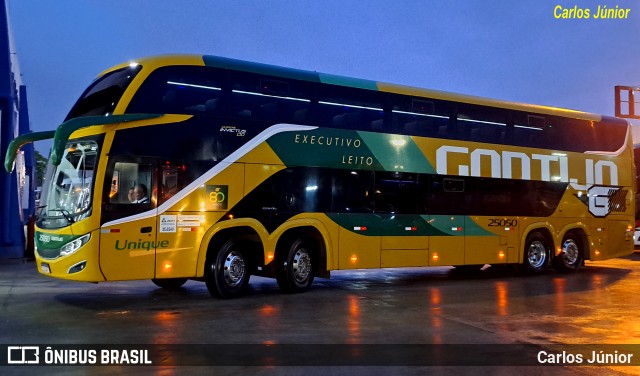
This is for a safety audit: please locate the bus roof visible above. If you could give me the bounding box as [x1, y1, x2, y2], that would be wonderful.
[105, 54, 602, 121]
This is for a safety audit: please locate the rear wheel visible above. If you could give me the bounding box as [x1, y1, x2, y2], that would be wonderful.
[152, 278, 187, 289]
[205, 239, 250, 298]
[522, 231, 551, 274]
[553, 232, 583, 273]
[276, 239, 314, 293]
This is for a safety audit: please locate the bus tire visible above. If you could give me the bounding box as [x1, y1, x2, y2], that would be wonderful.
[553, 232, 583, 273]
[522, 231, 551, 274]
[152, 278, 187, 289]
[276, 239, 314, 293]
[205, 239, 250, 299]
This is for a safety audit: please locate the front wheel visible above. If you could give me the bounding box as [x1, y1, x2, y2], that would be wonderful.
[205, 239, 250, 299]
[522, 231, 551, 274]
[276, 239, 315, 293]
[553, 232, 583, 273]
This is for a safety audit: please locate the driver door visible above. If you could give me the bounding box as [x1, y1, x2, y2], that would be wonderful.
[99, 159, 158, 281]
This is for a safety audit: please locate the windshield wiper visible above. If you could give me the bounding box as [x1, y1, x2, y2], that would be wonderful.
[35, 205, 47, 220]
[48, 209, 75, 224]
[59, 209, 75, 224]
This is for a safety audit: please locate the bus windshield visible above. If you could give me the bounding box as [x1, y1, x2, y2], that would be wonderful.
[65, 64, 141, 120]
[38, 140, 100, 228]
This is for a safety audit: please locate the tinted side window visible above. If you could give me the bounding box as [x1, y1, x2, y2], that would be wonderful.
[227, 167, 333, 231]
[428, 175, 465, 215]
[126, 66, 227, 115]
[375, 172, 419, 214]
[391, 95, 451, 137]
[229, 72, 313, 123]
[595, 118, 627, 152]
[332, 170, 375, 213]
[317, 86, 385, 131]
[160, 161, 187, 203]
[466, 178, 565, 217]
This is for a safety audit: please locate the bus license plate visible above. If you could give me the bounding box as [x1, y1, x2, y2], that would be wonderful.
[41, 263, 50, 274]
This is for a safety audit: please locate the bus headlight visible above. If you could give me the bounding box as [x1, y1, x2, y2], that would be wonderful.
[60, 234, 91, 257]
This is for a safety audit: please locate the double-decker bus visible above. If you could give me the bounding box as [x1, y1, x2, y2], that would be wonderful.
[5, 55, 635, 298]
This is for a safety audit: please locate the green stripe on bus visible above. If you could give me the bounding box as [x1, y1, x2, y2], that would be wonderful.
[326, 213, 449, 237]
[325, 214, 498, 237]
[203, 55, 321, 83]
[319, 73, 379, 91]
[422, 215, 497, 236]
[266, 128, 385, 170]
[356, 131, 435, 173]
[464, 217, 499, 236]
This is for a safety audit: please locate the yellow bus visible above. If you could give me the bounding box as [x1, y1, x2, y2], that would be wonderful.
[5, 55, 635, 298]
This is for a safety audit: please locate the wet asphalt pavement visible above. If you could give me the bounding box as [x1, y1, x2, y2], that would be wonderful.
[3, 254, 640, 375]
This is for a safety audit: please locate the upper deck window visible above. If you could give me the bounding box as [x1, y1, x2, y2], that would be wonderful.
[123, 63, 628, 154]
[126, 66, 227, 116]
[65, 64, 142, 121]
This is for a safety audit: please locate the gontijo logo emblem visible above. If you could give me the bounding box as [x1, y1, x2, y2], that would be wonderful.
[435, 145, 623, 217]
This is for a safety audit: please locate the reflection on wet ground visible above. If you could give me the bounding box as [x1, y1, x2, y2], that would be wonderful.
[3, 254, 640, 374]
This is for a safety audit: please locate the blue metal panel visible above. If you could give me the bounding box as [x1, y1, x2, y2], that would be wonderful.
[0, 0, 29, 258]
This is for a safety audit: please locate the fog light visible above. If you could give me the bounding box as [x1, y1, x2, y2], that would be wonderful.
[68, 261, 87, 274]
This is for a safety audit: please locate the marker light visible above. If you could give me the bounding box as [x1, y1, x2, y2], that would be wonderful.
[350, 255, 358, 263]
[432, 253, 439, 261]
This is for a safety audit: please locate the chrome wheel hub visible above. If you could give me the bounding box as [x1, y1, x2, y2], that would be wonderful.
[292, 248, 311, 284]
[562, 239, 579, 265]
[223, 250, 245, 287]
[528, 240, 547, 269]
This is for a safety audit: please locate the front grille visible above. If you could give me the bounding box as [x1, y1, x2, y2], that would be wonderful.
[36, 247, 61, 260]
